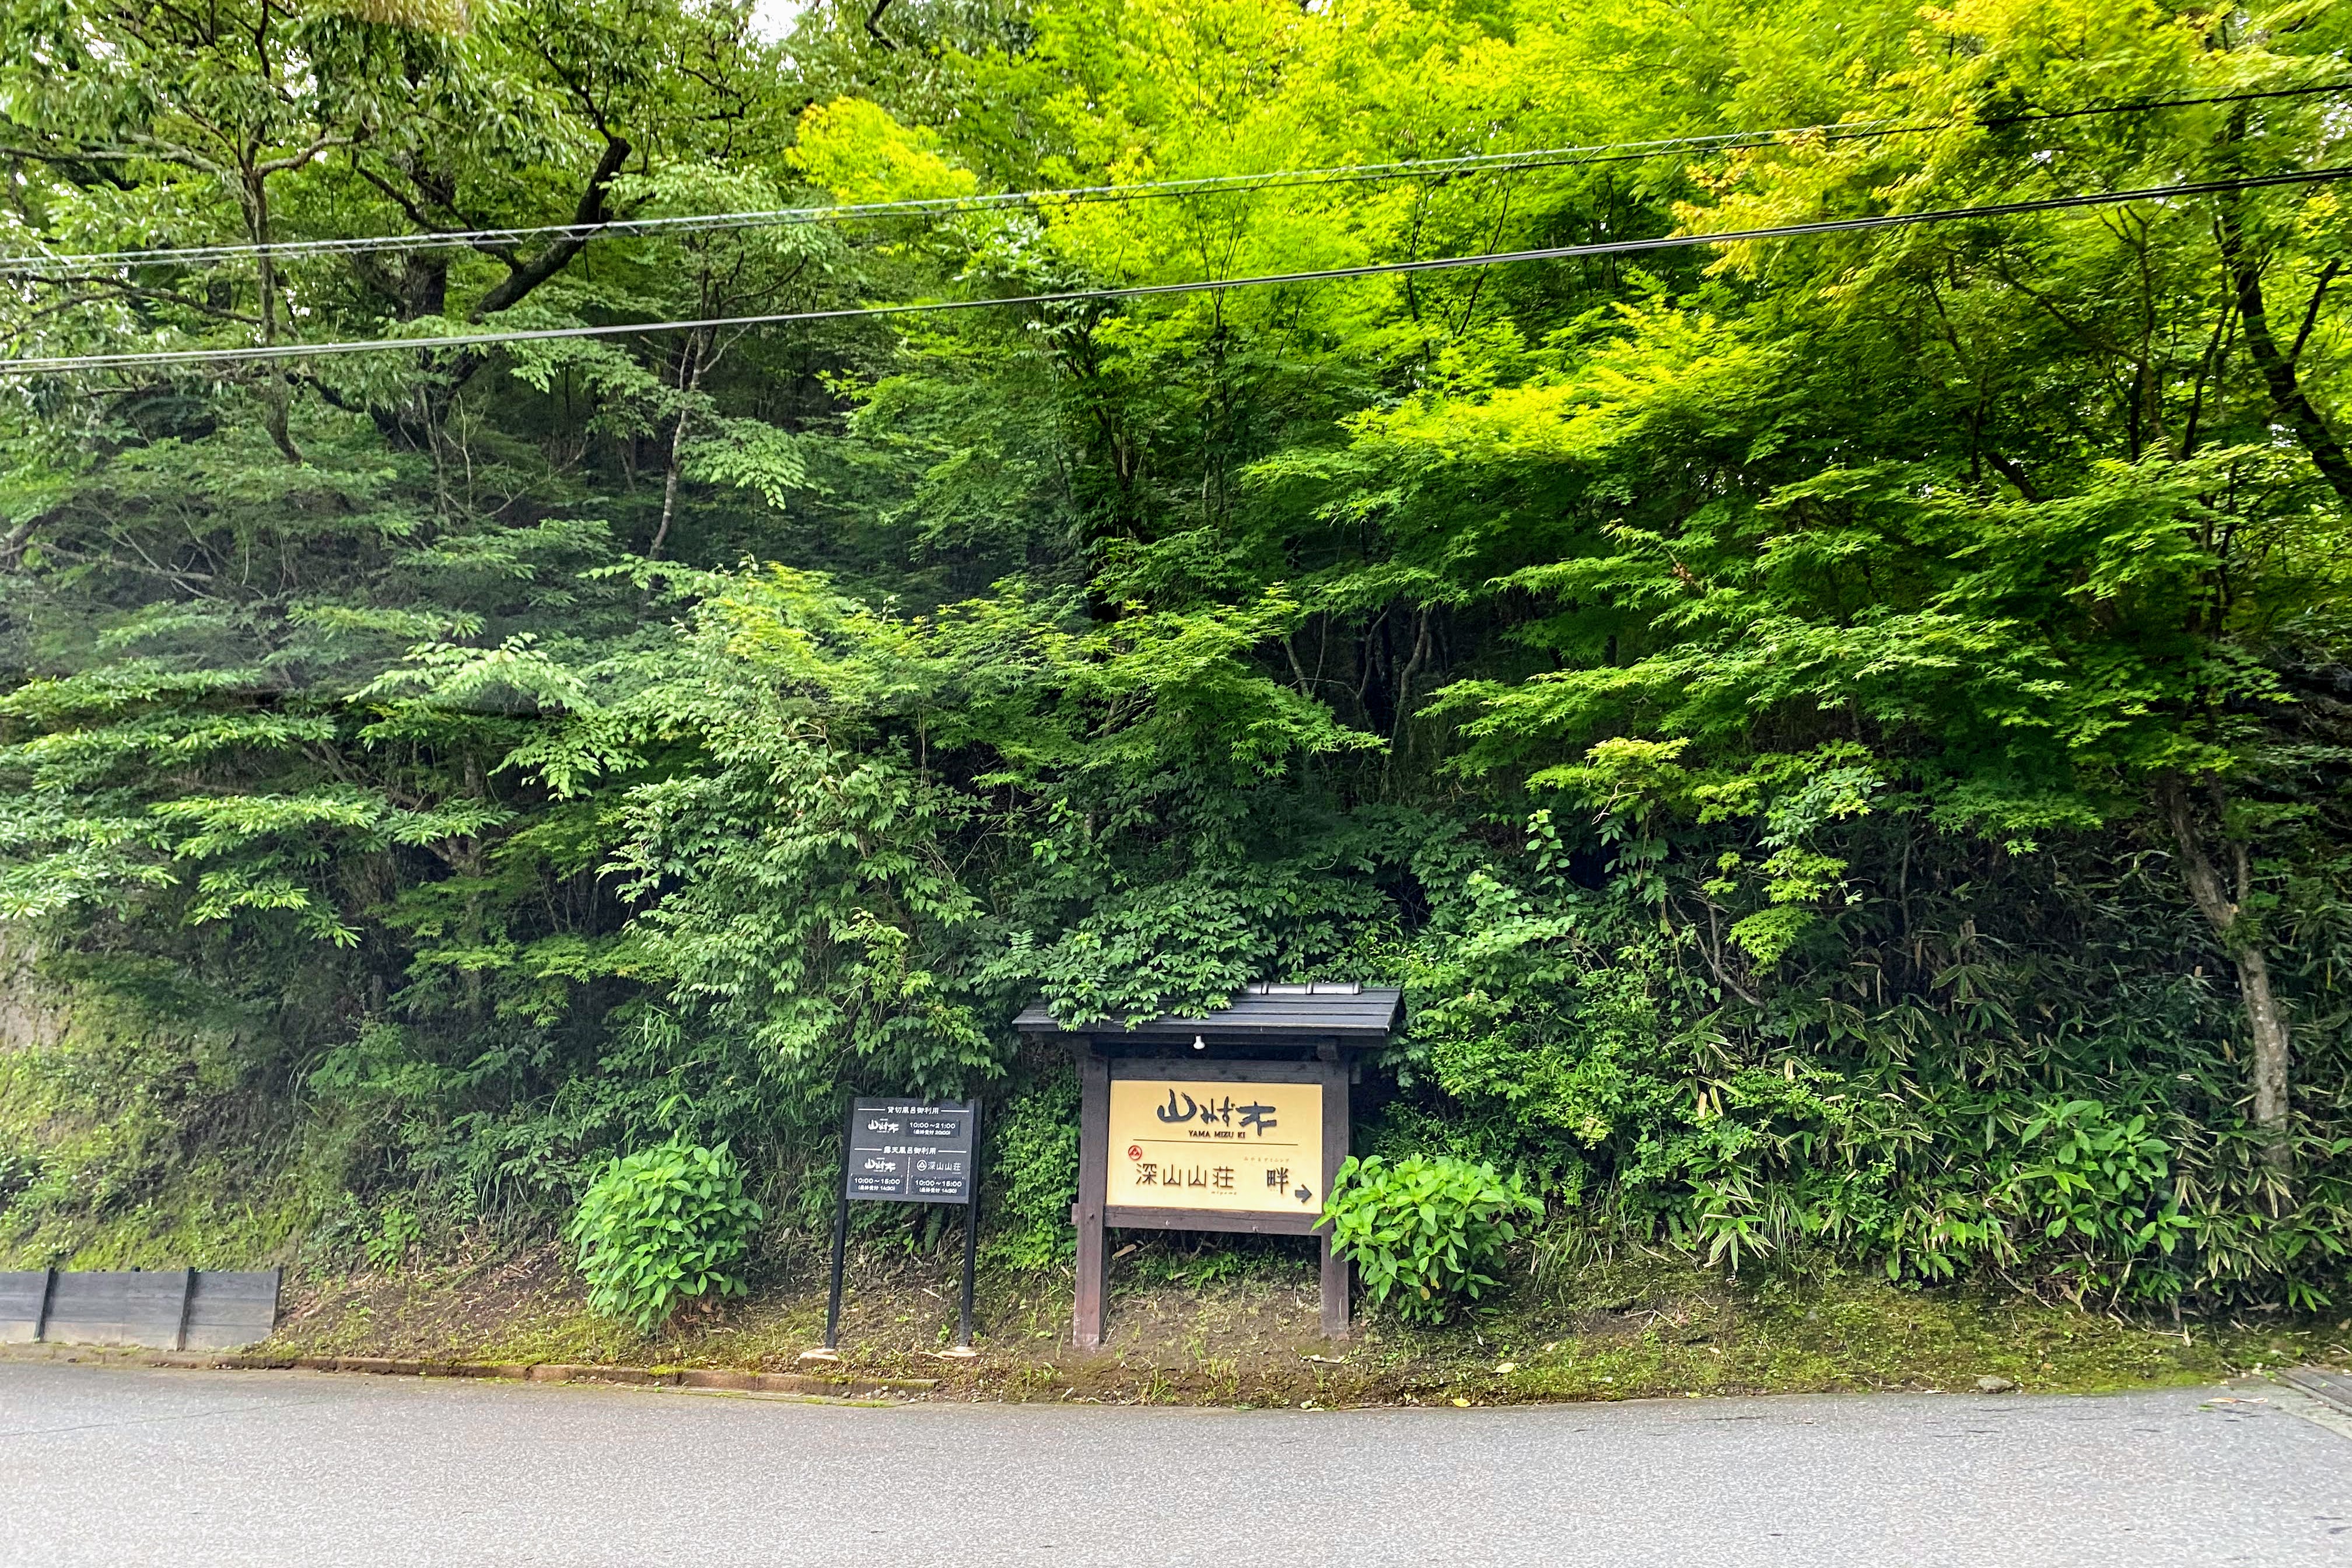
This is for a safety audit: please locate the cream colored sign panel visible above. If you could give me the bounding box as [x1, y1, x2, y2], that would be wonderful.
[1106, 1079, 1324, 1214]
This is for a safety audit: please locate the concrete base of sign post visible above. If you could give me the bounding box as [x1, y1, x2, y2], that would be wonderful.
[932, 1345, 980, 1360]
[797, 1347, 842, 1363]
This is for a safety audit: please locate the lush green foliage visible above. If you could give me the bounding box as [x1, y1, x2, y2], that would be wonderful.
[985, 1065, 1080, 1268]
[365, 1200, 425, 1273]
[567, 1140, 762, 1331]
[1326, 1153, 1542, 1322]
[1, 0, 2349, 1315]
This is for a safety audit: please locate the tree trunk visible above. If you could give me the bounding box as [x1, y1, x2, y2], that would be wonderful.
[2158, 772, 2292, 1168]
[2233, 943, 2291, 1138]
[247, 176, 303, 464]
[648, 332, 707, 562]
[649, 405, 690, 562]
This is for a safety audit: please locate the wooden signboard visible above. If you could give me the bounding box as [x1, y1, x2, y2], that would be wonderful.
[1106, 1076, 1323, 1214]
[1101, 1066, 1337, 1231]
[1016, 982, 1402, 1350]
[1078, 1056, 1352, 1346]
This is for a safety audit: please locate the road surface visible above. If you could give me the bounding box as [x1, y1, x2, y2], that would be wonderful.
[1, 1360, 2345, 1566]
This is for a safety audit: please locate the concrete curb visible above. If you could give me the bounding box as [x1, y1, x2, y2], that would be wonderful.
[92, 1347, 939, 1399]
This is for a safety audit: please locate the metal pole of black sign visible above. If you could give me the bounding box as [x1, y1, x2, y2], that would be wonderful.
[819, 1099, 855, 1354]
[953, 1100, 981, 1353]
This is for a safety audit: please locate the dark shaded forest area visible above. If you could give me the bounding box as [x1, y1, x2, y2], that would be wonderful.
[1, 0, 2348, 1313]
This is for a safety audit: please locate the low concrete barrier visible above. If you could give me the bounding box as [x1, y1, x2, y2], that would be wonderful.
[0, 1268, 278, 1350]
[0, 1269, 47, 1344]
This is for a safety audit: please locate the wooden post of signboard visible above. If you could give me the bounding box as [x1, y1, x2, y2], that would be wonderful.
[1073, 1046, 1110, 1350]
[1317, 1049, 1351, 1338]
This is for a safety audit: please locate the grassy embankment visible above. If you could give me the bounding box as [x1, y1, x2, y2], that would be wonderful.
[8, 1145, 2342, 1406]
[256, 1233, 2347, 1406]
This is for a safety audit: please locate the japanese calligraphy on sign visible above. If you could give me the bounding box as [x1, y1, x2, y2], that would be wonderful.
[1105, 1079, 1322, 1213]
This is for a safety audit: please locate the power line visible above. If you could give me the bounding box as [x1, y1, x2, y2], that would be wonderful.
[1973, 78, 2352, 127]
[0, 125, 1905, 275]
[5, 164, 2346, 376]
[5, 78, 2345, 277]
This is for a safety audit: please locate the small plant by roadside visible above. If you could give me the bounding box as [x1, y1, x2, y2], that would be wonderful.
[364, 1200, 423, 1273]
[0, 1145, 39, 1208]
[1324, 1153, 1543, 1323]
[568, 1140, 764, 1332]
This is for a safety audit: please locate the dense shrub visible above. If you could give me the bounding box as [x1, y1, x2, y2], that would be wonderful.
[568, 1142, 764, 1332]
[986, 1069, 1081, 1269]
[1324, 1154, 1543, 1323]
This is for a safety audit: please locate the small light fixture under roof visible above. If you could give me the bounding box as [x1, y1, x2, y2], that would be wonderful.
[1192, 1034, 1207, 1051]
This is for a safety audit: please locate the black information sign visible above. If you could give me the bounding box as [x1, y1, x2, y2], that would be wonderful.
[820, 1096, 985, 1355]
[844, 1098, 976, 1204]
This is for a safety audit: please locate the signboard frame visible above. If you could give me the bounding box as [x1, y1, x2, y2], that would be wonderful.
[1014, 982, 1402, 1351]
[842, 1097, 978, 1204]
[1074, 1054, 1352, 1346]
[1101, 1060, 1340, 1234]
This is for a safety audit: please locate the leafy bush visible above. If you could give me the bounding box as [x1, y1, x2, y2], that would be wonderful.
[1324, 1153, 1542, 1323]
[363, 1201, 422, 1273]
[987, 1071, 1081, 1269]
[0, 1146, 38, 1208]
[568, 1141, 764, 1332]
[2003, 1100, 2192, 1292]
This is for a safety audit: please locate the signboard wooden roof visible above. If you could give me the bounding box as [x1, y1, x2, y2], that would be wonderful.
[1012, 981, 1403, 1045]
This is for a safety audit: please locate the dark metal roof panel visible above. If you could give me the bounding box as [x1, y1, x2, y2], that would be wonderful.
[1014, 985, 1404, 1040]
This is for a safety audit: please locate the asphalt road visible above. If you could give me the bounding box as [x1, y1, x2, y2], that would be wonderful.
[2, 1361, 2346, 1567]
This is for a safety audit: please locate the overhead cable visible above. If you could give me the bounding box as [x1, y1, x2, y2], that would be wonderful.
[5, 78, 2346, 277]
[0, 125, 1907, 274]
[5, 164, 2346, 376]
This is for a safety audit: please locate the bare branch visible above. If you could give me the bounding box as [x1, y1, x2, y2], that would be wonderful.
[469, 135, 633, 319]
[2289, 258, 2341, 366]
